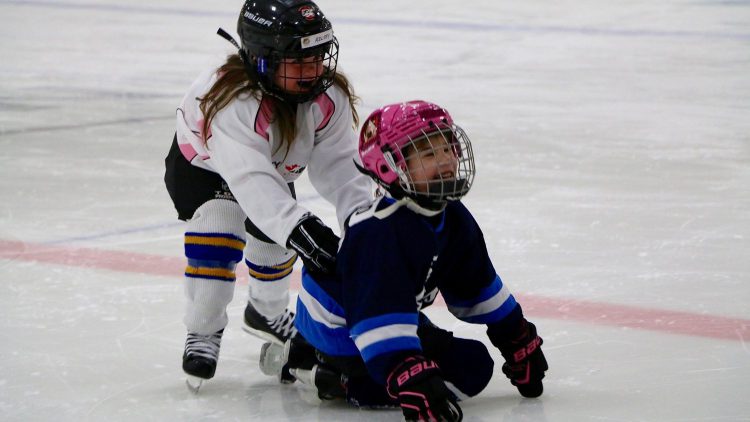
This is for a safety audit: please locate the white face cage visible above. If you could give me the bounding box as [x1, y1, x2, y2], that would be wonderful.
[269, 38, 338, 103]
[387, 124, 475, 207]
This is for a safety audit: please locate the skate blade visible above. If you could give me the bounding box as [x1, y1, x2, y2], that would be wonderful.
[259, 342, 284, 377]
[241, 323, 284, 346]
[289, 367, 315, 386]
[185, 375, 205, 393]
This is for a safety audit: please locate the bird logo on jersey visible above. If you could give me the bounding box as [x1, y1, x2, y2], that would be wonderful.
[285, 164, 306, 175]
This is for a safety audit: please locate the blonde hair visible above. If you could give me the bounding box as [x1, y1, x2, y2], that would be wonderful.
[198, 54, 359, 153]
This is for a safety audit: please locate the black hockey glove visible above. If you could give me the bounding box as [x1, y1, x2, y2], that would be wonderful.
[489, 318, 548, 398]
[386, 355, 463, 422]
[286, 214, 339, 274]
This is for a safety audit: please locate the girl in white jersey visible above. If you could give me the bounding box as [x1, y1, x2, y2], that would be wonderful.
[164, 0, 372, 391]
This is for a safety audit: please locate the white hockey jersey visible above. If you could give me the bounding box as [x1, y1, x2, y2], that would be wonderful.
[175, 66, 373, 246]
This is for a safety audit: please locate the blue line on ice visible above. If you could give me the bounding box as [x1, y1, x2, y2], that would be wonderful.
[3, 0, 749, 41]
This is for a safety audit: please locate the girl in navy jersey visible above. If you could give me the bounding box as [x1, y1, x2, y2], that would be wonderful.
[163, 0, 372, 392]
[265, 100, 548, 421]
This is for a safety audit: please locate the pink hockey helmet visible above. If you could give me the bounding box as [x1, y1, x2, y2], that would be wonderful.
[358, 100, 475, 208]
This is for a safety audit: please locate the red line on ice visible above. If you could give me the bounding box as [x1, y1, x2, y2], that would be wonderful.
[2, 239, 747, 342]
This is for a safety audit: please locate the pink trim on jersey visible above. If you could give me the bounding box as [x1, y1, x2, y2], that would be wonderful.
[255, 97, 274, 141]
[314, 93, 335, 131]
[178, 141, 199, 162]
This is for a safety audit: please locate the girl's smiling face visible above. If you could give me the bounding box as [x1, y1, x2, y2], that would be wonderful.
[403, 132, 459, 194]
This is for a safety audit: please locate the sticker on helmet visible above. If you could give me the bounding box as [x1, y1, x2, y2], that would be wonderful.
[301, 29, 333, 49]
[362, 118, 378, 145]
[299, 5, 316, 20]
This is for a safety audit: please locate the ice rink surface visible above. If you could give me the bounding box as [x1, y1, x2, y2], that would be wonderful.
[1, 0, 749, 420]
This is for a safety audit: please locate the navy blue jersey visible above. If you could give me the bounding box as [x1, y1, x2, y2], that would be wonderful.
[295, 196, 519, 383]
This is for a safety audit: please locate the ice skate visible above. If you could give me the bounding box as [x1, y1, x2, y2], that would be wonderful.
[258, 335, 344, 398]
[289, 365, 346, 400]
[242, 301, 297, 345]
[259, 334, 320, 384]
[259, 341, 295, 384]
[258, 335, 305, 384]
[185, 373, 208, 393]
[258, 342, 284, 377]
[182, 329, 223, 393]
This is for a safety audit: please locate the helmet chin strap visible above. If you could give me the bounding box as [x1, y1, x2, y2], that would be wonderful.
[217, 27, 261, 86]
[404, 198, 446, 216]
[410, 194, 448, 212]
[411, 178, 471, 210]
[217, 28, 240, 49]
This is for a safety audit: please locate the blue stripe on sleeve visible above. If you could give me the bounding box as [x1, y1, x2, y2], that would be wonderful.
[301, 269, 346, 318]
[350, 313, 421, 365]
[459, 294, 518, 324]
[443, 275, 519, 324]
[294, 299, 359, 357]
[350, 313, 420, 337]
[442, 275, 502, 308]
[359, 336, 422, 364]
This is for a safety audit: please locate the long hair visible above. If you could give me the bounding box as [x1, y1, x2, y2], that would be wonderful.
[198, 54, 359, 152]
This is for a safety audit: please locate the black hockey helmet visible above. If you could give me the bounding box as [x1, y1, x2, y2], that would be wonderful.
[237, 0, 338, 103]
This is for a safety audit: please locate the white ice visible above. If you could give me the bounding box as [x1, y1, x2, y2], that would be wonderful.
[1, 0, 749, 421]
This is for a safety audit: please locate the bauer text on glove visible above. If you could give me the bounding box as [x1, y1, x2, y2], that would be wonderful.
[489, 317, 548, 398]
[386, 355, 463, 422]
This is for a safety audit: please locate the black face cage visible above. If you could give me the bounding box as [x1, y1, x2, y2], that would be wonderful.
[261, 37, 339, 104]
[395, 124, 475, 208]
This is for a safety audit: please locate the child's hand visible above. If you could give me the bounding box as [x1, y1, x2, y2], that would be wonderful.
[495, 318, 548, 398]
[287, 214, 339, 274]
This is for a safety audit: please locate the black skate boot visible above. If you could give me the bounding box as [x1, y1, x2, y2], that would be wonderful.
[259, 334, 318, 384]
[182, 329, 223, 393]
[260, 335, 345, 399]
[289, 365, 346, 400]
[242, 301, 297, 345]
